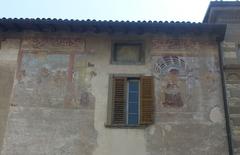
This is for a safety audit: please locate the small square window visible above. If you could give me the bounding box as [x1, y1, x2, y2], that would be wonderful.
[111, 42, 144, 64]
[106, 75, 154, 128]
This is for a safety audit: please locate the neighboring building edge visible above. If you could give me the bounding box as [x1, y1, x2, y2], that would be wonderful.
[204, 1, 240, 154]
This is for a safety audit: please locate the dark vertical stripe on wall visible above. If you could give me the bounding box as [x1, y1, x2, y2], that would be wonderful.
[217, 39, 233, 155]
[16, 39, 23, 80]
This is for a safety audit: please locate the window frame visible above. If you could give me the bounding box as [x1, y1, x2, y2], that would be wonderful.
[105, 74, 154, 128]
[110, 41, 145, 65]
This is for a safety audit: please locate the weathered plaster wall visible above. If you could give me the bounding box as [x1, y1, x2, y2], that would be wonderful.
[147, 38, 227, 154]
[0, 33, 229, 155]
[89, 34, 228, 155]
[0, 39, 19, 153]
[1, 36, 97, 155]
[90, 35, 150, 155]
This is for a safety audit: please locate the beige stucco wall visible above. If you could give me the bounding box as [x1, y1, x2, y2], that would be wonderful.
[0, 32, 229, 155]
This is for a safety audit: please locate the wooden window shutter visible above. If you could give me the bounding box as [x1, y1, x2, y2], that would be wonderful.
[140, 76, 154, 125]
[112, 77, 126, 124]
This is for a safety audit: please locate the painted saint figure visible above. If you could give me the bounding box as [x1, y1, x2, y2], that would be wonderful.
[163, 68, 183, 107]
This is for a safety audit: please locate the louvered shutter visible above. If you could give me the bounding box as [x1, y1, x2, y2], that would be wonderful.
[112, 77, 126, 125]
[140, 76, 154, 125]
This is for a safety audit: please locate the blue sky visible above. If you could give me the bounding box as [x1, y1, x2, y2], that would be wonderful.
[0, 0, 227, 22]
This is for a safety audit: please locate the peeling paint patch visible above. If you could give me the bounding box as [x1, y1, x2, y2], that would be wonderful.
[148, 126, 156, 135]
[164, 124, 172, 132]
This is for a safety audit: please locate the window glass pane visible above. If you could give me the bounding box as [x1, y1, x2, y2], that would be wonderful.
[115, 44, 141, 63]
[127, 80, 139, 125]
[128, 115, 139, 125]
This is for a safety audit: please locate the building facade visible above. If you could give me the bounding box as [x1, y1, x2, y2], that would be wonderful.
[0, 19, 229, 155]
[0, 2, 235, 155]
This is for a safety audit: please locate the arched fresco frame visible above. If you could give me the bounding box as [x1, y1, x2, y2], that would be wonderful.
[153, 56, 188, 107]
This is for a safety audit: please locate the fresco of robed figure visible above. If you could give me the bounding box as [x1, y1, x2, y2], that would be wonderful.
[162, 68, 183, 107]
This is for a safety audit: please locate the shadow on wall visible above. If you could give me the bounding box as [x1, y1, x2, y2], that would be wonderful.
[0, 65, 15, 154]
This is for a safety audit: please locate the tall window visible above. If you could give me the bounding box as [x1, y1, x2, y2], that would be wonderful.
[106, 75, 154, 127]
[127, 79, 140, 125]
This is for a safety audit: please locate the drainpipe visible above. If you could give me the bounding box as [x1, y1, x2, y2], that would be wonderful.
[217, 38, 233, 155]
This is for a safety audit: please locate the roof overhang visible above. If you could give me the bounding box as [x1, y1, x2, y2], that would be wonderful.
[0, 18, 226, 41]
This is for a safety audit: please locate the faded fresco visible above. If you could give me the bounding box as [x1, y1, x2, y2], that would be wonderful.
[14, 52, 69, 107]
[153, 56, 187, 108]
[13, 51, 95, 108]
[153, 56, 186, 107]
[0, 35, 229, 155]
[144, 38, 227, 155]
[2, 38, 97, 155]
[21, 37, 85, 51]
[152, 55, 220, 108]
